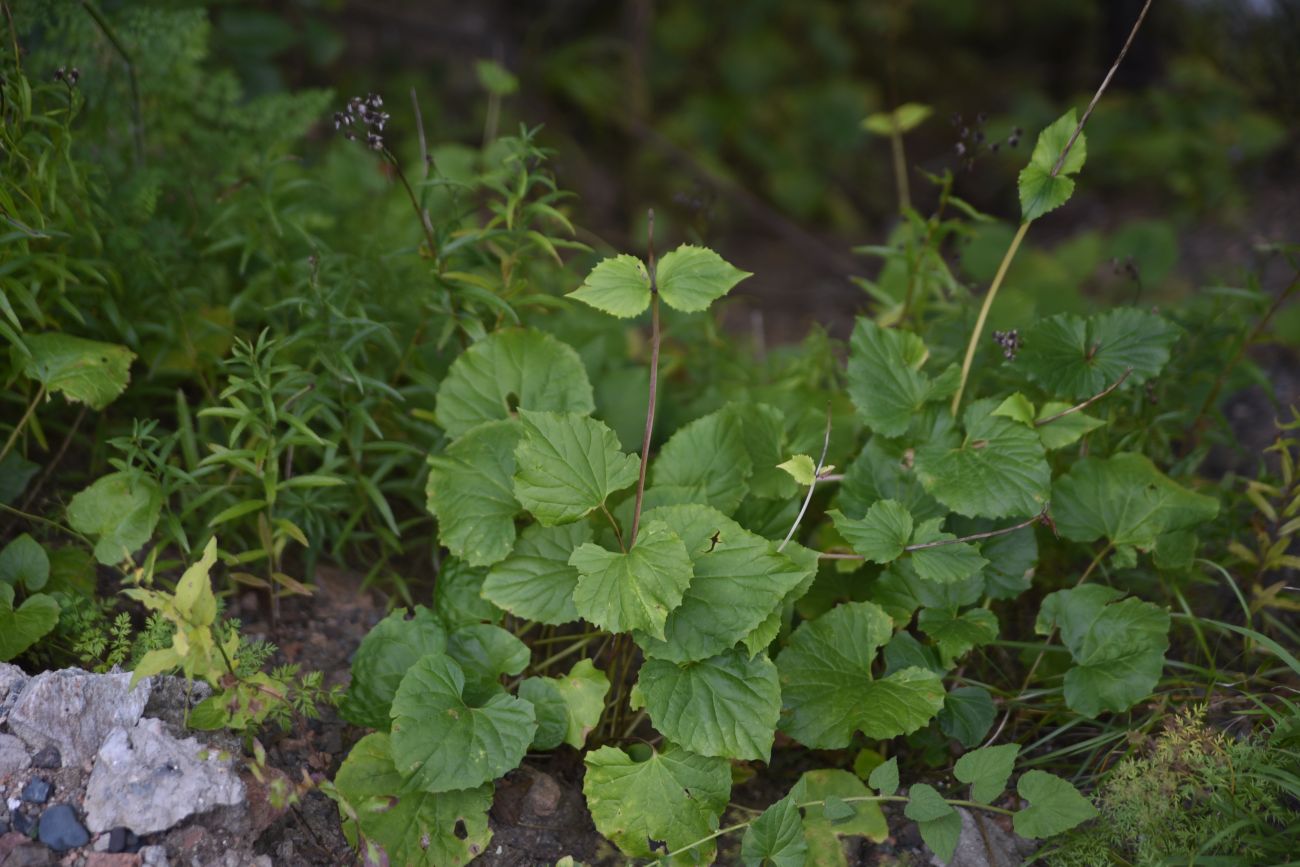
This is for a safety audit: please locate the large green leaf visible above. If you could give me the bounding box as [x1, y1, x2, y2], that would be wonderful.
[829, 500, 912, 564]
[0, 585, 59, 661]
[741, 795, 808, 867]
[656, 245, 751, 313]
[335, 732, 493, 867]
[647, 408, 752, 515]
[446, 623, 531, 704]
[583, 743, 731, 863]
[907, 518, 989, 584]
[433, 558, 501, 627]
[66, 471, 163, 565]
[633, 505, 814, 662]
[17, 333, 135, 409]
[339, 606, 447, 730]
[917, 606, 999, 665]
[776, 601, 945, 748]
[389, 655, 537, 792]
[570, 520, 693, 638]
[1012, 770, 1097, 839]
[434, 328, 594, 438]
[426, 420, 522, 567]
[846, 318, 954, 438]
[915, 399, 1050, 519]
[568, 254, 652, 317]
[1018, 109, 1087, 221]
[1035, 585, 1170, 716]
[789, 770, 888, 866]
[518, 658, 609, 750]
[954, 744, 1020, 804]
[1051, 453, 1219, 550]
[0, 534, 49, 592]
[481, 522, 591, 625]
[1019, 309, 1179, 400]
[513, 409, 640, 526]
[634, 648, 781, 761]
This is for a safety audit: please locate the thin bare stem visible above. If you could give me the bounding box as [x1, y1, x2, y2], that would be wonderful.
[889, 125, 911, 213]
[1035, 368, 1133, 427]
[601, 503, 626, 552]
[629, 209, 660, 546]
[409, 87, 432, 180]
[383, 148, 439, 262]
[779, 404, 833, 552]
[0, 384, 44, 466]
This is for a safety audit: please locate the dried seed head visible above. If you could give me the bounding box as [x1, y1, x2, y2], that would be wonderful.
[992, 329, 1020, 360]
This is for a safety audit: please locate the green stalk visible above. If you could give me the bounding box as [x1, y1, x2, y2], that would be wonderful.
[950, 221, 1029, 415]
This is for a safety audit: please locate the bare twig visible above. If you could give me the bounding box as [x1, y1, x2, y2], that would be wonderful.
[779, 404, 832, 552]
[1035, 368, 1132, 427]
[629, 209, 660, 546]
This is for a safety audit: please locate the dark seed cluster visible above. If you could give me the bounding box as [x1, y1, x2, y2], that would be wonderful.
[53, 66, 80, 86]
[334, 93, 389, 151]
[952, 112, 1023, 170]
[993, 329, 1020, 360]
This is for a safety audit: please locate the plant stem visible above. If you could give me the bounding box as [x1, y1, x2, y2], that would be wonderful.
[629, 209, 660, 546]
[80, 0, 143, 162]
[779, 404, 833, 552]
[0, 384, 44, 465]
[1035, 368, 1132, 427]
[951, 220, 1029, 415]
[889, 124, 911, 213]
[0, 502, 93, 547]
[384, 148, 440, 262]
[600, 504, 626, 552]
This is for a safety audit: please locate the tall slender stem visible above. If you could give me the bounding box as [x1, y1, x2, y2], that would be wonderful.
[779, 404, 832, 552]
[0, 384, 44, 465]
[629, 209, 660, 546]
[889, 125, 911, 213]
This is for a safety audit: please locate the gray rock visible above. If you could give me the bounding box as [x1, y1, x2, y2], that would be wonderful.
[928, 807, 1035, 867]
[138, 845, 170, 867]
[36, 803, 89, 851]
[142, 677, 212, 732]
[0, 735, 30, 779]
[7, 669, 151, 767]
[83, 718, 244, 836]
[0, 664, 27, 724]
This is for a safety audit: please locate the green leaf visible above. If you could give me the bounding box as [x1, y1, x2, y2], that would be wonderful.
[847, 318, 953, 438]
[1019, 309, 1180, 400]
[1035, 403, 1105, 450]
[634, 505, 813, 662]
[481, 522, 591, 625]
[829, 500, 913, 564]
[790, 770, 888, 865]
[335, 732, 493, 867]
[513, 409, 640, 526]
[426, 420, 523, 567]
[938, 686, 997, 748]
[954, 744, 1020, 804]
[741, 795, 808, 867]
[433, 558, 501, 627]
[862, 102, 932, 135]
[903, 782, 961, 861]
[915, 399, 1050, 519]
[568, 254, 651, 318]
[776, 601, 945, 748]
[1018, 110, 1087, 222]
[1035, 585, 1170, 716]
[918, 606, 999, 665]
[66, 471, 163, 565]
[1013, 770, 1098, 839]
[17, 333, 135, 409]
[583, 743, 731, 862]
[570, 520, 693, 639]
[869, 757, 899, 797]
[822, 796, 855, 823]
[656, 245, 751, 313]
[518, 658, 608, 750]
[730, 403, 799, 499]
[904, 783, 954, 822]
[907, 519, 989, 584]
[0, 534, 49, 592]
[389, 655, 536, 792]
[339, 606, 447, 730]
[446, 623, 531, 704]
[648, 408, 752, 515]
[0, 453, 39, 506]
[434, 328, 594, 438]
[777, 455, 818, 487]
[992, 392, 1036, 426]
[475, 58, 518, 95]
[837, 436, 944, 522]
[0, 585, 59, 661]
[173, 536, 219, 627]
[1051, 453, 1219, 550]
[634, 648, 781, 761]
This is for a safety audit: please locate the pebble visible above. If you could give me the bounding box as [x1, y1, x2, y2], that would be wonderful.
[138, 845, 170, 867]
[29, 747, 60, 770]
[11, 807, 35, 836]
[37, 803, 90, 851]
[107, 826, 139, 853]
[19, 779, 50, 805]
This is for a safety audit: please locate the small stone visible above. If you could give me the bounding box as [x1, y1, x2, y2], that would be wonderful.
[522, 772, 563, 819]
[0, 839, 55, 867]
[137, 845, 169, 867]
[107, 827, 137, 854]
[18, 780, 49, 806]
[29, 749, 59, 771]
[36, 803, 89, 851]
[9, 809, 34, 836]
[0, 735, 31, 778]
[92, 832, 111, 852]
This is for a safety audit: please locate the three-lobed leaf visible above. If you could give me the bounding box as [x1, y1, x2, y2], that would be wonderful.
[513, 409, 639, 526]
[569, 520, 693, 639]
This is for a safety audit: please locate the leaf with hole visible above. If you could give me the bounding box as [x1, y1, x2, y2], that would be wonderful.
[339, 606, 447, 731]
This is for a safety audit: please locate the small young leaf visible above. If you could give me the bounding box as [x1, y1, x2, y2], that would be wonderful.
[862, 102, 932, 135]
[513, 410, 640, 526]
[66, 471, 163, 566]
[339, 606, 447, 730]
[426, 420, 523, 567]
[1017, 110, 1087, 221]
[475, 58, 518, 95]
[868, 757, 900, 797]
[992, 392, 1036, 427]
[1012, 770, 1098, 839]
[570, 521, 693, 639]
[741, 795, 808, 867]
[954, 743, 1021, 804]
[778, 454, 818, 486]
[0, 534, 49, 592]
[518, 658, 609, 750]
[829, 500, 913, 564]
[635, 648, 781, 761]
[822, 796, 856, 824]
[568, 254, 652, 318]
[656, 245, 751, 313]
[389, 655, 537, 792]
[1035, 403, 1105, 450]
[18, 333, 135, 409]
[583, 743, 731, 862]
[481, 522, 591, 625]
[434, 328, 594, 438]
